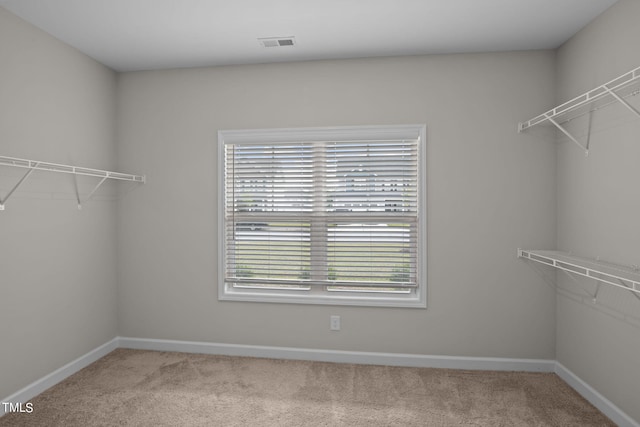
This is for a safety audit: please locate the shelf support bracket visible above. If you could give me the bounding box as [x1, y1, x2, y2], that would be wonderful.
[85, 176, 109, 203]
[592, 281, 602, 303]
[560, 269, 596, 299]
[72, 172, 109, 210]
[73, 173, 82, 210]
[604, 87, 640, 119]
[585, 111, 593, 152]
[617, 278, 640, 302]
[545, 114, 589, 156]
[0, 163, 38, 210]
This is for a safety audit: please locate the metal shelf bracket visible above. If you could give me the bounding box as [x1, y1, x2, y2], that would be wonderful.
[0, 163, 39, 210]
[544, 114, 589, 155]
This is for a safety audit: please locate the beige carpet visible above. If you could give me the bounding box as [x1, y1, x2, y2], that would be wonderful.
[0, 349, 614, 426]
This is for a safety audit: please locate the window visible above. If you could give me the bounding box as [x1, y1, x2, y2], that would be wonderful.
[218, 125, 426, 307]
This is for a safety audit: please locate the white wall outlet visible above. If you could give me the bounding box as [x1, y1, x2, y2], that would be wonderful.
[330, 315, 341, 331]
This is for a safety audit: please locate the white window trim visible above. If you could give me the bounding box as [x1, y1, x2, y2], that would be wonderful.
[217, 124, 427, 308]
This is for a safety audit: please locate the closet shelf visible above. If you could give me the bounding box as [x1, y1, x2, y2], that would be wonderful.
[0, 155, 145, 210]
[518, 249, 640, 296]
[518, 65, 640, 155]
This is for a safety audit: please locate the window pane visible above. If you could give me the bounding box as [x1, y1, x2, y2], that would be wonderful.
[325, 141, 417, 214]
[226, 221, 310, 282]
[327, 222, 416, 285]
[227, 144, 314, 214]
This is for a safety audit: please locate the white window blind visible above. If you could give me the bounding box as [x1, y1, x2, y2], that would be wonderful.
[219, 125, 426, 307]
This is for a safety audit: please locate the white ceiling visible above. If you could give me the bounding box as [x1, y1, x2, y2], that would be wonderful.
[0, 0, 619, 72]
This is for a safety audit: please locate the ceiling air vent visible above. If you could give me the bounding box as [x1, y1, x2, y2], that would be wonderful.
[259, 36, 296, 48]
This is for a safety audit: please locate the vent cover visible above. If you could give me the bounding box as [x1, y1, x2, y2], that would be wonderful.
[259, 36, 296, 48]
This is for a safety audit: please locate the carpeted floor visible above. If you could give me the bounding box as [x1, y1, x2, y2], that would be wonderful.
[0, 348, 614, 426]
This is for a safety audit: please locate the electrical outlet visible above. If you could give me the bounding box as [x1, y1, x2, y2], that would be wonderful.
[330, 315, 341, 331]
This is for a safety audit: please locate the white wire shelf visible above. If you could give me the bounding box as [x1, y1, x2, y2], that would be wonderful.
[0, 155, 145, 210]
[518, 65, 640, 154]
[518, 249, 640, 296]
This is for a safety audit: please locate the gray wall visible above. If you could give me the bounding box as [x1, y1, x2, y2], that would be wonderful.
[116, 51, 557, 358]
[11, 2, 637, 419]
[0, 8, 118, 399]
[555, 0, 640, 421]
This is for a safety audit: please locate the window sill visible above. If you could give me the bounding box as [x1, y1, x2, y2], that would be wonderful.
[218, 287, 427, 308]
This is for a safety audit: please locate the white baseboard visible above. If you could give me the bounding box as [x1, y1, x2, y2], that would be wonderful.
[555, 362, 639, 427]
[118, 336, 556, 372]
[1, 337, 119, 416]
[2, 336, 637, 426]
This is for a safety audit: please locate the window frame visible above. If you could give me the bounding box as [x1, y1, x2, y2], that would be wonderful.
[217, 124, 427, 308]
